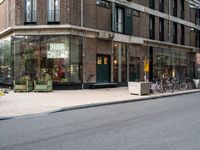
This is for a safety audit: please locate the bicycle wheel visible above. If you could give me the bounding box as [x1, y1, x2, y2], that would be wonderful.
[179, 83, 187, 91]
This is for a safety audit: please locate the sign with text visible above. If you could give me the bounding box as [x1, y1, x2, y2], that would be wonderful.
[47, 43, 69, 58]
[143, 57, 149, 72]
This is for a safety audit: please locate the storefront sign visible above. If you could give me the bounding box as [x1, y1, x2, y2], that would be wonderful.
[47, 43, 69, 58]
[197, 53, 200, 65]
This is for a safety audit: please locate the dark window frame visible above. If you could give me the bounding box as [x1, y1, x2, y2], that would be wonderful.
[159, 18, 164, 41]
[47, 0, 60, 24]
[172, 0, 177, 17]
[180, 0, 184, 19]
[149, 0, 155, 9]
[24, 0, 37, 24]
[173, 22, 177, 44]
[181, 25, 185, 45]
[159, 0, 164, 12]
[149, 15, 155, 39]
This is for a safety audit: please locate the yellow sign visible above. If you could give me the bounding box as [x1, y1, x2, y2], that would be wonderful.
[144, 58, 149, 72]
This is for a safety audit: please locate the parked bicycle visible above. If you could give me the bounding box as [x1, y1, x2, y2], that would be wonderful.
[150, 76, 196, 94]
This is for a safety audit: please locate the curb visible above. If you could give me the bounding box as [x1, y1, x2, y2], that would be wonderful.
[0, 89, 200, 121]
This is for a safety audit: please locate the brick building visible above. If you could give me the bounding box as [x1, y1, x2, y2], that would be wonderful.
[0, 0, 200, 89]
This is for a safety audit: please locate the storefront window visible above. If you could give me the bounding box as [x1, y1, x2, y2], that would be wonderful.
[0, 37, 12, 84]
[12, 35, 82, 84]
[153, 48, 194, 79]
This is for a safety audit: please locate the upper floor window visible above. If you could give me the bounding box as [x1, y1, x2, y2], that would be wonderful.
[149, 0, 155, 9]
[159, 0, 164, 12]
[116, 7, 124, 33]
[159, 18, 164, 41]
[173, 22, 177, 44]
[181, 25, 185, 45]
[180, 0, 184, 19]
[112, 3, 133, 35]
[149, 15, 155, 39]
[172, 0, 177, 17]
[25, 0, 37, 24]
[195, 10, 200, 25]
[47, 0, 60, 23]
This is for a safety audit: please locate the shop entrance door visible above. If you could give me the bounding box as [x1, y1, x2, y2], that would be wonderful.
[96, 55, 110, 83]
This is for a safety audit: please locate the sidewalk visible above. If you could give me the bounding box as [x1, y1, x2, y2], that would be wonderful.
[0, 87, 200, 119]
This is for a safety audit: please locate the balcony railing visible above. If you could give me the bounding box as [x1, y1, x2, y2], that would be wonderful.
[47, 10, 60, 23]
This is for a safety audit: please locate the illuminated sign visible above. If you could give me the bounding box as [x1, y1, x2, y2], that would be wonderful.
[47, 43, 69, 58]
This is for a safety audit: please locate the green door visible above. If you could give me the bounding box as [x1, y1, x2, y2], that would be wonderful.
[96, 55, 110, 83]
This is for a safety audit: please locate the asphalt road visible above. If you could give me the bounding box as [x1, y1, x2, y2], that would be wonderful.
[0, 93, 200, 150]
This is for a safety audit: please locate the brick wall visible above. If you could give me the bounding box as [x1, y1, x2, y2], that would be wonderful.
[83, 37, 112, 83]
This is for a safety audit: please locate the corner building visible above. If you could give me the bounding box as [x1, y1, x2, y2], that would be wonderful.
[0, 0, 200, 89]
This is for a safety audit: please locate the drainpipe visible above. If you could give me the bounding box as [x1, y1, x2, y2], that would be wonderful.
[81, 0, 84, 89]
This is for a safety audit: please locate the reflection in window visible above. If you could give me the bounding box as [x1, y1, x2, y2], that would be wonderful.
[25, 0, 37, 23]
[104, 57, 108, 65]
[152, 48, 194, 79]
[97, 57, 102, 65]
[0, 38, 12, 84]
[12, 35, 82, 84]
[48, 0, 60, 23]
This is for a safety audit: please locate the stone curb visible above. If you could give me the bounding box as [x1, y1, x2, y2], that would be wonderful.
[0, 89, 200, 121]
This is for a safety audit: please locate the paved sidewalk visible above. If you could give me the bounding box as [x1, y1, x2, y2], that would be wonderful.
[0, 87, 200, 119]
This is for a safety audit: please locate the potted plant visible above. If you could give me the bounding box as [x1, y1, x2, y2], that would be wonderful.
[34, 73, 53, 92]
[13, 75, 33, 92]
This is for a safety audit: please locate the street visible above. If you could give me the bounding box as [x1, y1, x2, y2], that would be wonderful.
[0, 93, 200, 150]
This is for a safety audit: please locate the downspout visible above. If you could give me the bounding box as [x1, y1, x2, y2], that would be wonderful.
[81, 0, 84, 89]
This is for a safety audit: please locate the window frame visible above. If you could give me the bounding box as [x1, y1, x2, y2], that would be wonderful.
[47, 0, 60, 24]
[24, 0, 37, 24]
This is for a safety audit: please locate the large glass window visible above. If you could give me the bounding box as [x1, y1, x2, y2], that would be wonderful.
[48, 0, 60, 23]
[113, 43, 127, 82]
[25, 0, 37, 23]
[0, 37, 12, 85]
[152, 48, 195, 79]
[12, 35, 82, 84]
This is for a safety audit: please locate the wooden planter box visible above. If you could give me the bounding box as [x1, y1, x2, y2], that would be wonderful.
[14, 80, 33, 92]
[128, 82, 151, 96]
[34, 80, 53, 92]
